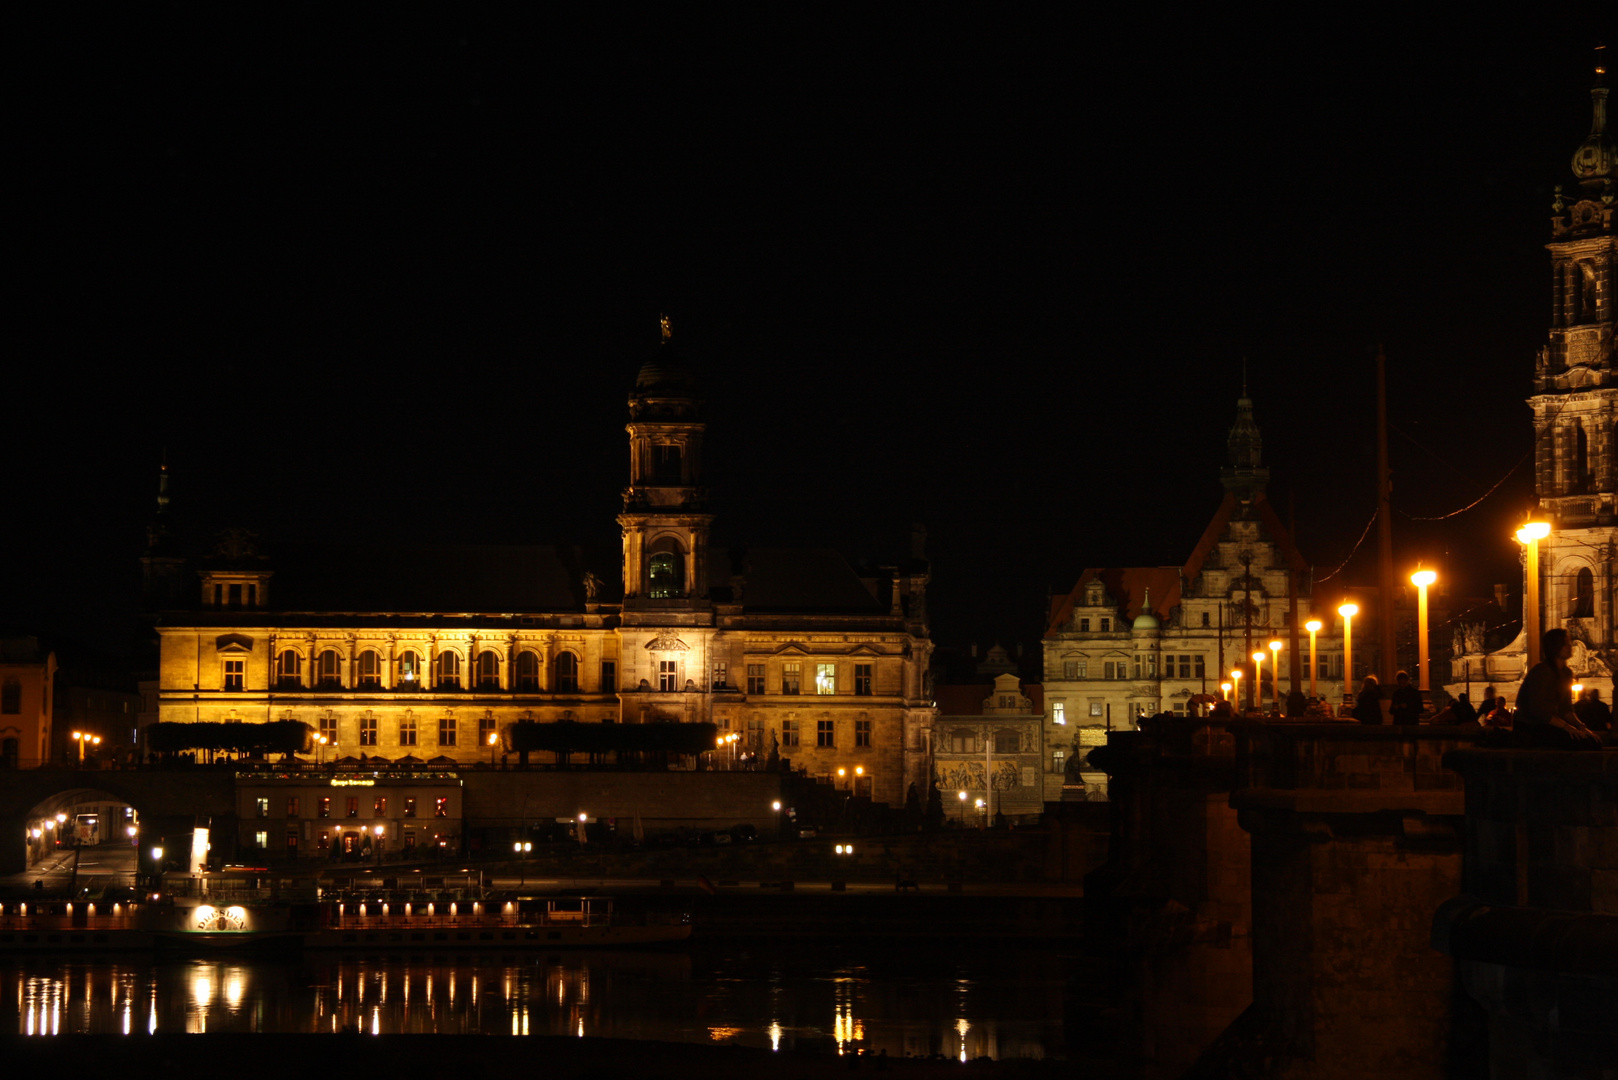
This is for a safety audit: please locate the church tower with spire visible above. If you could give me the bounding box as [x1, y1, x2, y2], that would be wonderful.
[1530, 48, 1618, 679]
[618, 316, 715, 626]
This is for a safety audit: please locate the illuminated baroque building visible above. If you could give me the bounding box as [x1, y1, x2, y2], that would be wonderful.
[1040, 393, 1346, 799]
[1450, 59, 1618, 700]
[150, 333, 936, 818]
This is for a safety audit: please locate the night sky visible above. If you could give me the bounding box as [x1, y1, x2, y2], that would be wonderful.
[11, 9, 1617, 661]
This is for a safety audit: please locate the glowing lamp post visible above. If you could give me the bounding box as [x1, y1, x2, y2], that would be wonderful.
[1304, 620, 1322, 699]
[957, 790, 968, 826]
[1516, 522, 1551, 669]
[1410, 569, 1437, 692]
[71, 731, 100, 766]
[1338, 603, 1359, 704]
[1252, 652, 1266, 712]
[1220, 681, 1232, 702]
[1229, 669, 1243, 711]
[488, 731, 499, 766]
[1268, 641, 1283, 711]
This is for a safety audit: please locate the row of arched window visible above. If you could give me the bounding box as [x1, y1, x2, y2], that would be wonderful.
[271, 648, 582, 693]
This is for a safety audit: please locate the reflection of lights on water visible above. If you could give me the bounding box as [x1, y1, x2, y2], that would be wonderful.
[193, 974, 213, 1009]
[225, 971, 245, 1010]
[708, 1026, 742, 1041]
[577, 1017, 584, 1038]
[770, 1022, 783, 1051]
[148, 997, 157, 1034]
[957, 1017, 971, 1063]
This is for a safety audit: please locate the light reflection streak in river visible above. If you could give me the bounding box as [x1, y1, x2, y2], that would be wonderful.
[0, 941, 1067, 1059]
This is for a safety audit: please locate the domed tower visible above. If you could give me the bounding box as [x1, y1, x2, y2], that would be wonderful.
[618, 316, 714, 623]
[1220, 379, 1270, 507]
[1532, 49, 1618, 673]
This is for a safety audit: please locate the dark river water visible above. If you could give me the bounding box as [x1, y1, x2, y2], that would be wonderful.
[0, 939, 1079, 1060]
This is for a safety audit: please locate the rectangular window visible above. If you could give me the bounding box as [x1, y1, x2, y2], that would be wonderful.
[782, 663, 801, 695]
[404, 797, 417, 818]
[346, 797, 359, 818]
[255, 798, 269, 818]
[438, 716, 457, 746]
[855, 718, 872, 747]
[746, 714, 764, 749]
[359, 715, 378, 746]
[1089, 700, 1104, 717]
[317, 831, 330, 851]
[479, 714, 497, 750]
[1063, 660, 1077, 679]
[318, 797, 331, 819]
[224, 659, 244, 692]
[1100, 618, 1111, 632]
[996, 732, 1018, 753]
[781, 718, 800, 747]
[658, 660, 678, 692]
[434, 797, 448, 819]
[747, 664, 766, 695]
[357, 651, 381, 687]
[254, 830, 268, 849]
[816, 718, 835, 748]
[1201, 611, 1211, 627]
[286, 797, 300, 817]
[600, 660, 616, 691]
[398, 714, 417, 746]
[319, 714, 338, 746]
[1194, 655, 1206, 679]
[1053, 701, 1066, 725]
[1078, 618, 1090, 633]
[1053, 749, 1066, 774]
[712, 661, 728, 688]
[815, 663, 836, 695]
[1076, 661, 1088, 678]
[374, 796, 387, 818]
[854, 664, 873, 696]
[286, 832, 300, 854]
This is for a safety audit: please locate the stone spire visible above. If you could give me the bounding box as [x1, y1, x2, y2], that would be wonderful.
[1572, 45, 1617, 193]
[1221, 379, 1270, 502]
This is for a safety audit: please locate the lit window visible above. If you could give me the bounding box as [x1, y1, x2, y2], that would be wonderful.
[1089, 700, 1103, 717]
[398, 713, 417, 747]
[223, 658, 244, 692]
[398, 651, 421, 685]
[815, 663, 836, 695]
[359, 715, 378, 746]
[1053, 749, 1066, 774]
[712, 661, 728, 688]
[374, 797, 387, 818]
[404, 798, 417, 818]
[1053, 702, 1066, 725]
[347, 797, 359, 818]
[855, 718, 872, 747]
[438, 716, 457, 746]
[816, 719, 835, 748]
[782, 663, 801, 696]
[648, 546, 684, 598]
[254, 831, 268, 849]
[556, 653, 579, 693]
[854, 664, 873, 696]
[318, 797, 330, 819]
[658, 660, 677, 692]
[747, 664, 766, 695]
[516, 652, 540, 691]
[255, 798, 269, 818]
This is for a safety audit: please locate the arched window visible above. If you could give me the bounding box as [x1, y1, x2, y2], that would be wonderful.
[276, 650, 302, 687]
[1575, 567, 1596, 618]
[555, 652, 579, 693]
[397, 650, 421, 687]
[475, 650, 500, 689]
[436, 651, 461, 689]
[356, 650, 381, 688]
[516, 652, 540, 691]
[647, 537, 685, 599]
[317, 650, 342, 688]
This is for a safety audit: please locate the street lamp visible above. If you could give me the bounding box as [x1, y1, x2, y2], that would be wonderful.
[1229, 669, 1243, 711]
[974, 797, 986, 829]
[1516, 522, 1551, 669]
[957, 789, 968, 825]
[1338, 603, 1359, 704]
[1410, 569, 1437, 692]
[1304, 620, 1322, 699]
[71, 732, 100, 766]
[488, 731, 499, 766]
[1220, 681, 1232, 703]
[1268, 641, 1283, 711]
[1252, 652, 1266, 712]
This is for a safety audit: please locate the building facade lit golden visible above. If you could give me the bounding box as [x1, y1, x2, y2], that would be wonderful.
[150, 337, 936, 807]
